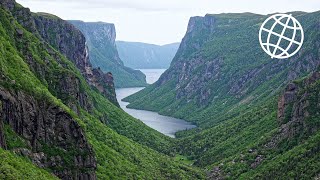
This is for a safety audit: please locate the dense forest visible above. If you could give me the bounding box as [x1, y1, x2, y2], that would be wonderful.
[0, 1, 203, 179]
[0, 0, 319, 179]
[125, 12, 320, 179]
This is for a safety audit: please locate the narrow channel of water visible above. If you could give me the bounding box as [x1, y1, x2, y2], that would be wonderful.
[116, 69, 196, 138]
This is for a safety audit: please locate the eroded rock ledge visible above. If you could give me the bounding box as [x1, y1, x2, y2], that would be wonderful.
[0, 87, 97, 179]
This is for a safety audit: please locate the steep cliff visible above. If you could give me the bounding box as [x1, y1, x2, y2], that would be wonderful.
[124, 12, 320, 178]
[0, 2, 97, 178]
[0, 1, 204, 179]
[0, 87, 97, 179]
[0, 116, 6, 149]
[276, 71, 320, 145]
[116, 41, 180, 69]
[69, 20, 147, 88]
[33, 13, 119, 106]
[125, 12, 320, 126]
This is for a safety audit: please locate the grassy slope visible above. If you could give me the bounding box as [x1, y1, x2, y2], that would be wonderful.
[201, 75, 320, 179]
[0, 7, 204, 179]
[124, 11, 320, 178]
[124, 11, 320, 127]
[68, 20, 148, 88]
[89, 45, 148, 88]
[0, 148, 57, 180]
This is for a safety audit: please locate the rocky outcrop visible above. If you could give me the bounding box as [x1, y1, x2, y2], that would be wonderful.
[69, 20, 147, 88]
[266, 71, 320, 149]
[173, 57, 222, 106]
[0, 0, 96, 111]
[277, 83, 299, 123]
[33, 14, 119, 106]
[0, 0, 37, 33]
[33, 13, 92, 77]
[278, 71, 320, 126]
[0, 2, 98, 178]
[0, 117, 6, 149]
[172, 15, 215, 63]
[92, 68, 119, 106]
[208, 166, 224, 180]
[125, 12, 320, 123]
[0, 1, 118, 107]
[69, 21, 122, 66]
[0, 87, 96, 179]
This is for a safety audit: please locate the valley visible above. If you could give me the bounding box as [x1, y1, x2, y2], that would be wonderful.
[116, 69, 196, 138]
[0, 0, 319, 179]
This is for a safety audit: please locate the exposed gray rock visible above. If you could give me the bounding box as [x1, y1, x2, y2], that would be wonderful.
[16, 28, 23, 36]
[0, 87, 97, 179]
[208, 166, 224, 180]
[266, 71, 320, 149]
[92, 68, 119, 106]
[33, 14, 119, 106]
[69, 20, 147, 88]
[0, 115, 6, 149]
[250, 155, 264, 168]
[171, 57, 222, 106]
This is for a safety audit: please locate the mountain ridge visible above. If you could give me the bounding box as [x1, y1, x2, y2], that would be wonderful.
[124, 11, 320, 178]
[69, 20, 148, 88]
[0, 1, 204, 179]
[116, 41, 180, 69]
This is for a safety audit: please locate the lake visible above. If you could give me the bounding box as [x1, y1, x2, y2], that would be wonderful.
[116, 69, 196, 138]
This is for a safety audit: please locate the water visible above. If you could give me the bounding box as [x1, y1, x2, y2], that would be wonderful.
[116, 69, 196, 138]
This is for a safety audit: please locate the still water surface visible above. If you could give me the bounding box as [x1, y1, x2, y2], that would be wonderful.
[116, 69, 196, 138]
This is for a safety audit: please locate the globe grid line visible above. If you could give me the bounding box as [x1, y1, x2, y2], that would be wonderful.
[272, 16, 299, 30]
[261, 28, 301, 45]
[265, 15, 286, 57]
[259, 13, 304, 59]
[261, 43, 290, 56]
[278, 15, 298, 57]
[272, 14, 292, 56]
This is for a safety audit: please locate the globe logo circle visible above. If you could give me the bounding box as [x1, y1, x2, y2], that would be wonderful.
[259, 14, 304, 59]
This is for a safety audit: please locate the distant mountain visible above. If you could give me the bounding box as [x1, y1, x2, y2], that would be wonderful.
[69, 21, 147, 88]
[116, 41, 180, 69]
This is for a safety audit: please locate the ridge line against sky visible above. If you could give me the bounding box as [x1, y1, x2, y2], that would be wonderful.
[17, 0, 320, 45]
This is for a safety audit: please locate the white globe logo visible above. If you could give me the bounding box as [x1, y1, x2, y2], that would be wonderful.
[259, 14, 304, 59]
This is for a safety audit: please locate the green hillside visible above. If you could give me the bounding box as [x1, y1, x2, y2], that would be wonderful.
[125, 11, 320, 126]
[0, 2, 203, 179]
[124, 11, 320, 178]
[69, 21, 148, 88]
[0, 148, 57, 180]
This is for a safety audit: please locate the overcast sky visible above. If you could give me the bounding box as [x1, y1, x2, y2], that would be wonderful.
[17, 0, 320, 45]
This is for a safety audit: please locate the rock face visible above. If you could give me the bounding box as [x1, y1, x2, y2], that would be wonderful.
[92, 68, 119, 106]
[69, 20, 147, 88]
[0, 0, 37, 33]
[33, 14, 119, 106]
[0, 1, 98, 179]
[0, 87, 96, 179]
[264, 71, 320, 150]
[0, 117, 6, 149]
[33, 13, 92, 77]
[69, 21, 122, 67]
[125, 12, 320, 124]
